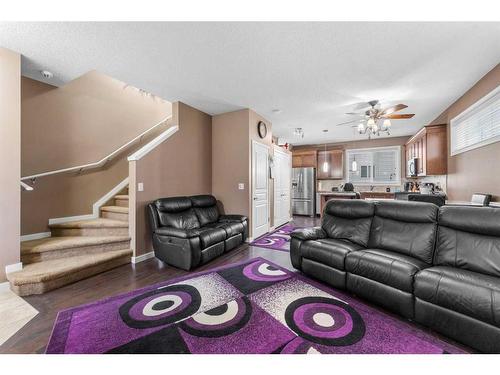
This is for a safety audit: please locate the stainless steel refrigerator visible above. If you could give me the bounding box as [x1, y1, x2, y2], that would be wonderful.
[292, 167, 316, 216]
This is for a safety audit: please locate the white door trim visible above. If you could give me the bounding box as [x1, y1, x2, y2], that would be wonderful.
[273, 147, 292, 228]
[251, 140, 270, 239]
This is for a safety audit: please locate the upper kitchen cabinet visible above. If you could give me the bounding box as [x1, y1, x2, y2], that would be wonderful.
[406, 124, 447, 177]
[317, 149, 344, 179]
[292, 150, 317, 168]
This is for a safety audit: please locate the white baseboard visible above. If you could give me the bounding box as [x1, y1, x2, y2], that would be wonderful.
[21, 232, 51, 242]
[246, 237, 254, 243]
[93, 177, 129, 216]
[0, 281, 11, 292]
[5, 262, 22, 275]
[49, 213, 95, 225]
[48, 178, 129, 226]
[131, 251, 155, 264]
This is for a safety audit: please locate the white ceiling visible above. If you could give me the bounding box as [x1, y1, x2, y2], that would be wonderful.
[1, 22, 499, 145]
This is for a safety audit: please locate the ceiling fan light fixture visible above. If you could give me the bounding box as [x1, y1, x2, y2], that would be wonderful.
[357, 123, 365, 133]
[367, 118, 376, 126]
[383, 119, 392, 129]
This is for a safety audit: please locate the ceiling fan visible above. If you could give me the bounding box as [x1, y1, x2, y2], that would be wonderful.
[336, 100, 415, 138]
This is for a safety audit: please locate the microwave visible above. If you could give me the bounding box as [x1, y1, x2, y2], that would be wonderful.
[407, 158, 418, 177]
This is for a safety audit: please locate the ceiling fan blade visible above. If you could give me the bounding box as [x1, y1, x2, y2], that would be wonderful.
[383, 113, 415, 119]
[336, 120, 360, 126]
[379, 104, 408, 117]
[345, 112, 366, 116]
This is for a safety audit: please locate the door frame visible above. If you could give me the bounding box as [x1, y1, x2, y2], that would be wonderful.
[273, 146, 292, 228]
[251, 140, 270, 241]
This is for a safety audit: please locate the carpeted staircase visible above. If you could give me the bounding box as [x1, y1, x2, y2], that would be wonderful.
[8, 192, 132, 296]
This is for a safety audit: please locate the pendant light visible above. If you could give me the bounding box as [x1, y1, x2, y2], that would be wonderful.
[322, 143, 329, 173]
[351, 138, 357, 172]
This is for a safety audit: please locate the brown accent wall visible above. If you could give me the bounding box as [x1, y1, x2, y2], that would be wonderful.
[212, 110, 250, 218]
[0, 48, 21, 282]
[22, 72, 172, 176]
[20, 76, 172, 235]
[212, 109, 274, 237]
[131, 102, 212, 256]
[429, 64, 500, 202]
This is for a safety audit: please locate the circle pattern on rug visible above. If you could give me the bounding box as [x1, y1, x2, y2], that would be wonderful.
[285, 296, 365, 346]
[242, 261, 290, 282]
[119, 284, 201, 329]
[252, 236, 288, 248]
[181, 297, 252, 337]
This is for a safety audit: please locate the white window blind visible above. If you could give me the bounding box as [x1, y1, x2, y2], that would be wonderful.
[346, 146, 401, 185]
[451, 86, 500, 156]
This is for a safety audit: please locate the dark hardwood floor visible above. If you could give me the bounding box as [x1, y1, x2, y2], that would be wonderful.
[0, 216, 317, 354]
[1, 215, 470, 353]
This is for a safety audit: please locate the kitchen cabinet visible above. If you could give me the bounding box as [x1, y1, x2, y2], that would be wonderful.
[317, 150, 344, 179]
[359, 191, 395, 200]
[406, 124, 447, 177]
[292, 150, 317, 168]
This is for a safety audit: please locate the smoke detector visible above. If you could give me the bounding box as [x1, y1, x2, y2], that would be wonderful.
[40, 70, 53, 79]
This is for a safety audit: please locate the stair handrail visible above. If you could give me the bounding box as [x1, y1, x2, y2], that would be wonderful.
[21, 115, 172, 183]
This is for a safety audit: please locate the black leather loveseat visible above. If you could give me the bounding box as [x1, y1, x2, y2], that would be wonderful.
[290, 199, 500, 353]
[148, 195, 247, 270]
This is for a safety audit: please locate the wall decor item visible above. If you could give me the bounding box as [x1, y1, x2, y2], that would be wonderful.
[46, 257, 466, 354]
[257, 121, 267, 139]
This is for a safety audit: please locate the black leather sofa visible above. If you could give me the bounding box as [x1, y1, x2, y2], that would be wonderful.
[148, 195, 247, 270]
[290, 199, 500, 353]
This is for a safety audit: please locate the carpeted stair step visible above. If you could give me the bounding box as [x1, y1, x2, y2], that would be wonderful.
[21, 236, 131, 264]
[100, 205, 129, 221]
[50, 218, 129, 237]
[114, 194, 129, 208]
[7, 249, 133, 296]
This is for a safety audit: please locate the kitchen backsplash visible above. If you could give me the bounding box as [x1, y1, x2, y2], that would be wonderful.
[317, 175, 447, 193]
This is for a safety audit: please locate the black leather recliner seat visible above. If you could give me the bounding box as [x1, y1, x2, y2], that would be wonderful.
[290, 199, 500, 352]
[148, 195, 247, 270]
[414, 206, 500, 353]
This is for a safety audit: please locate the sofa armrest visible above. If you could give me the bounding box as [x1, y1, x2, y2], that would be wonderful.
[147, 203, 161, 232]
[155, 227, 202, 239]
[290, 227, 327, 241]
[219, 214, 248, 223]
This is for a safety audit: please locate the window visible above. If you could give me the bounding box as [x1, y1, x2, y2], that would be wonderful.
[450, 86, 500, 156]
[346, 146, 401, 185]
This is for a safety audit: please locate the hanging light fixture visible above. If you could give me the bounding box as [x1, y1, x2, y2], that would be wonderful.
[322, 143, 329, 173]
[352, 155, 358, 172]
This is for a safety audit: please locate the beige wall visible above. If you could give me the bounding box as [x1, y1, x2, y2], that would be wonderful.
[20, 76, 172, 235]
[131, 102, 212, 256]
[22, 72, 172, 176]
[429, 64, 500, 202]
[0, 48, 21, 282]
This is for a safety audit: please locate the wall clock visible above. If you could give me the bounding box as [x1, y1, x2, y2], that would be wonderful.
[257, 121, 267, 139]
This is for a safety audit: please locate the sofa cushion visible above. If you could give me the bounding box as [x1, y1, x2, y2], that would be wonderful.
[368, 201, 438, 263]
[415, 266, 500, 328]
[346, 249, 429, 293]
[205, 222, 245, 238]
[435, 206, 500, 278]
[219, 214, 247, 223]
[191, 195, 220, 226]
[301, 238, 363, 270]
[198, 227, 227, 249]
[321, 200, 375, 247]
[154, 197, 200, 230]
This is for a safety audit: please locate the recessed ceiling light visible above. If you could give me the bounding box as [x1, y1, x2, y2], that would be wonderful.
[272, 109, 282, 114]
[40, 70, 53, 79]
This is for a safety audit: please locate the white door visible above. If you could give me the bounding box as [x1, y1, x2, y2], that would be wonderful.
[252, 141, 270, 239]
[274, 148, 292, 227]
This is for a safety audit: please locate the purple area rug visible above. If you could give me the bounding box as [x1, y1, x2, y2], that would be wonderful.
[250, 223, 298, 252]
[46, 257, 467, 354]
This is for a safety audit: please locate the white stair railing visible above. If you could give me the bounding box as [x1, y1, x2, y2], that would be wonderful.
[21, 115, 172, 189]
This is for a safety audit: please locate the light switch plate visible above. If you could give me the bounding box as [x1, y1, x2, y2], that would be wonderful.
[138, 182, 144, 192]
[238, 183, 245, 190]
